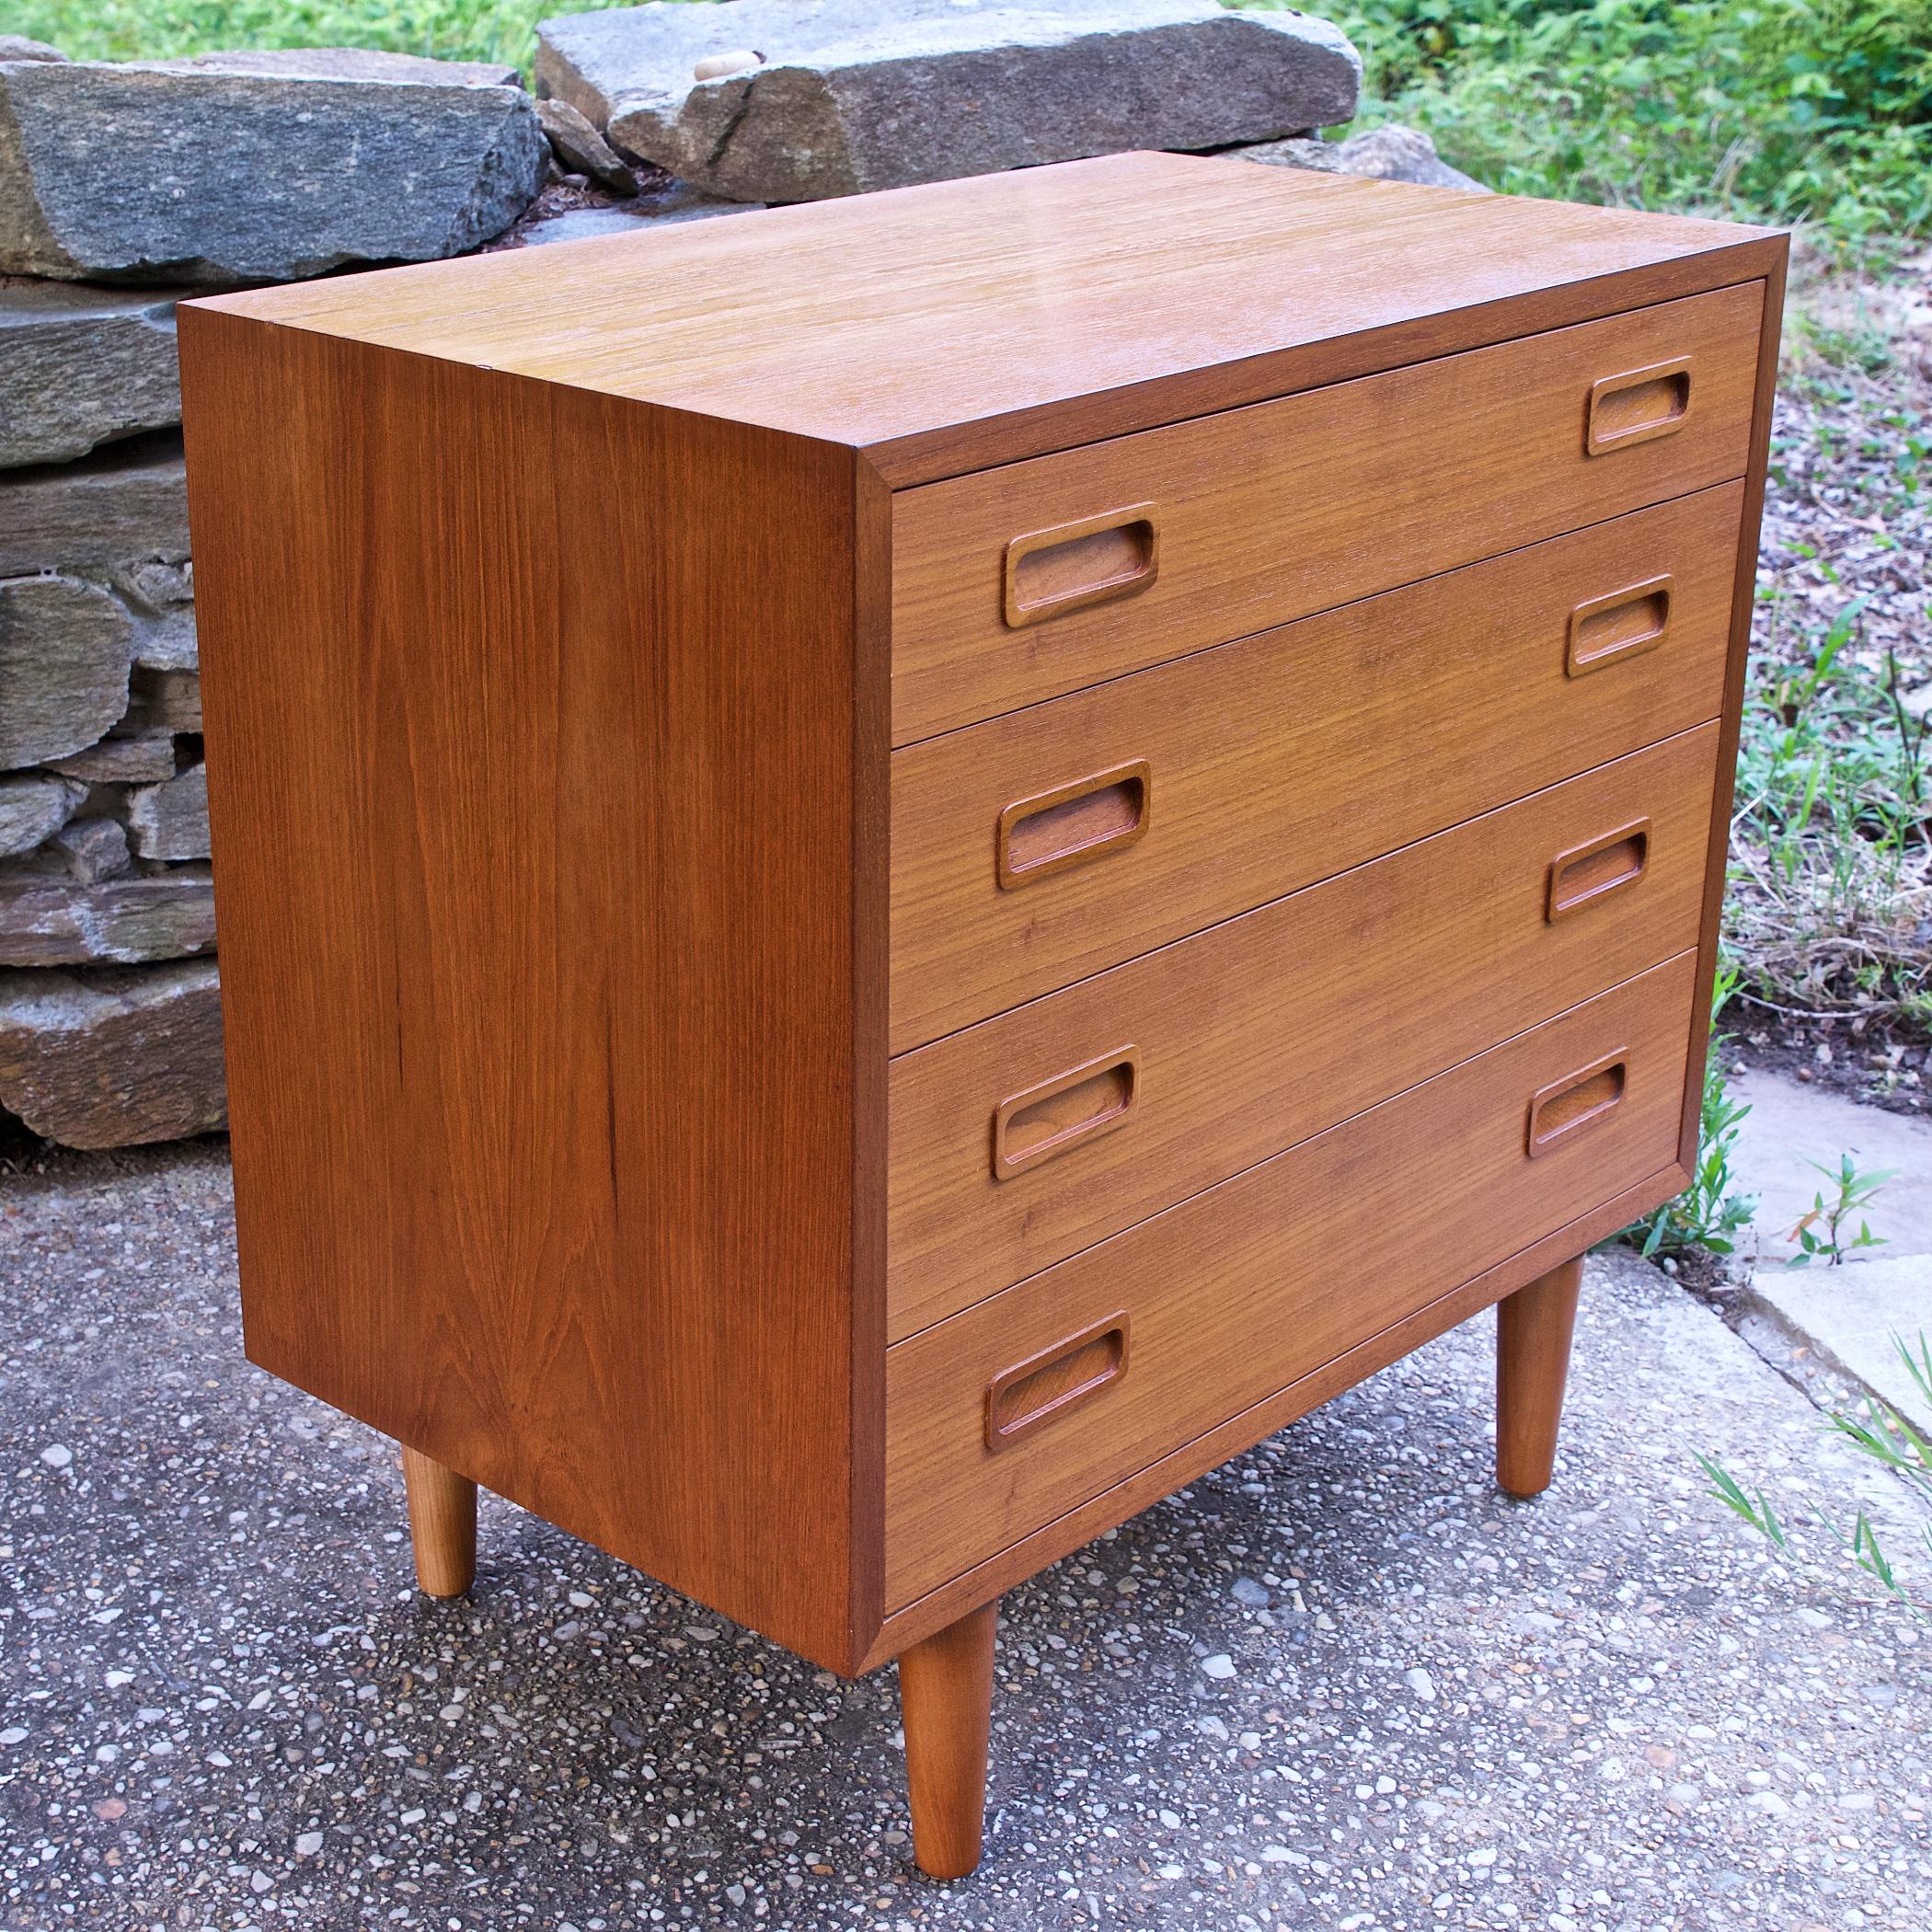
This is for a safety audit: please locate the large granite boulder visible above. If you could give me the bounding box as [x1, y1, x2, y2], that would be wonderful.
[536, 0, 1362, 201]
[0, 959, 224, 1146]
[0, 49, 547, 283]
[0, 281, 184, 467]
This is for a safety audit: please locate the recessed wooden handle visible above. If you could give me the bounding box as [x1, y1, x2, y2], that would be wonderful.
[996, 760, 1150, 890]
[1526, 1050, 1628, 1157]
[1586, 358, 1693, 455]
[1547, 818, 1651, 921]
[1004, 503, 1158, 627]
[985, 1313, 1129, 1451]
[993, 1046, 1139, 1180]
[1568, 574, 1673, 676]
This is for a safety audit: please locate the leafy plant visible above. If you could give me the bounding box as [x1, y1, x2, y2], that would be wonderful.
[1698, 1330, 1932, 1618]
[1624, 959, 1757, 1259]
[1785, 1151, 1895, 1263]
[1295, 0, 1932, 251]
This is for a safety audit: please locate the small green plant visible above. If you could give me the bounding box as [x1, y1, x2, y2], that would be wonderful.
[1625, 960, 1756, 1259]
[1698, 1331, 1932, 1618]
[1785, 1152, 1895, 1264]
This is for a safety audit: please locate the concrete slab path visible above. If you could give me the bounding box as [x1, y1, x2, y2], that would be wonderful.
[1729, 1068, 1932, 1265]
[3, 1144, 1929, 1929]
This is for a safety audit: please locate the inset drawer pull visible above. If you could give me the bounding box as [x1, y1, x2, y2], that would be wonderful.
[985, 1314, 1130, 1451]
[1547, 818, 1651, 921]
[1526, 1050, 1628, 1157]
[1586, 358, 1693, 455]
[997, 760, 1150, 890]
[1004, 503, 1159, 627]
[1567, 575, 1673, 676]
[994, 1047, 1140, 1180]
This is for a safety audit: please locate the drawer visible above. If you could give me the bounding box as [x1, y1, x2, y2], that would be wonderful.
[891, 482, 1742, 1051]
[889, 724, 1718, 1340]
[884, 951, 1696, 1607]
[891, 282, 1761, 743]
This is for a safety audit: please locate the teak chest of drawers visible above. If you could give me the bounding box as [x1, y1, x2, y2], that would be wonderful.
[178, 152, 1784, 1880]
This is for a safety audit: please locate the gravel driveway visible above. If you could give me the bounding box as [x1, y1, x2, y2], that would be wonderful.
[3, 1142, 1928, 1929]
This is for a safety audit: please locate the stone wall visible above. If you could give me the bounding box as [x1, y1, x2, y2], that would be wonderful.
[0, 6, 1498, 1150]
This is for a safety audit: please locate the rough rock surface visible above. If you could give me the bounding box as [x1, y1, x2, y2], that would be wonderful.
[122, 763, 208, 863]
[0, 958, 223, 1144]
[518, 190, 763, 246]
[0, 437, 189, 577]
[0, 866, 214, 967]
[0, 814, 132, 884]
[0, 573, 132, 765]
[0, 280, 184, 467]
[1236, 121, 1488, 191]
[536, 96, 637, 194]
[537, 0, 1362, 202]
[0, 52, 547, 282]
[120, 667, 201, 736]
[43, 734, 178, 784]
[0, 35, 63, 62]
[0, 774, 85, 858]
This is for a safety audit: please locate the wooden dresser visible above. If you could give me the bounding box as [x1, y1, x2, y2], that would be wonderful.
[178, 152, 1784, 1880]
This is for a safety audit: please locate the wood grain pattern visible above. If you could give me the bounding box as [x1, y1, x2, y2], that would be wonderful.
[890, 283, 1761, 742]
[890, 485, 1742, 1052]
[864, 1161, 1679, 1667]
[400, 1445, 477, 1598]
[1679, 248, 1790, 1174]
[1496, 1259, 1585, 1497]
[883, 953, 1696, 1608]
[898, 1601, 999, 1878]
[178, 310, 886, 1674]
[189, 154, 1779, 487]
[889, 727, 1716, 1339]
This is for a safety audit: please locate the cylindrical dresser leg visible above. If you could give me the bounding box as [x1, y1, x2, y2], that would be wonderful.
[400, 1444, 477, 1598]
[898, 1598, 999, 1880]
[1496, 1255, 1584, 1498]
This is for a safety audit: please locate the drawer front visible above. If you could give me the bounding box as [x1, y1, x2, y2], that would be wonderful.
[889, 724, 1718, 1340]
[884, 952, 1696, 1607]
[890, 483, 1742, 1052]
[891, 282, 1762, 743]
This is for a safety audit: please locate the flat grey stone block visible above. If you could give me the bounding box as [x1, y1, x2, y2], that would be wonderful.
[0, 280, 185, 468]
[0, 866, 215, 967]
[0, 573, 133, 765]
[0, 50, 546, 282]
[0, 957, 224, 1145]
[537, 0, 1362, 201]
[0, 438, 189, 578]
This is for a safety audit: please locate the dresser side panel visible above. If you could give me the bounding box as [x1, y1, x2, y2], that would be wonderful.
[178, 309, 873, 1670]
[1679, 239, 1790, 1168]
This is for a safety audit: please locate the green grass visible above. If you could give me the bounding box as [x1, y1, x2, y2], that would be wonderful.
[1275, 0, 1932, 249]
[7, 0, 657, 74]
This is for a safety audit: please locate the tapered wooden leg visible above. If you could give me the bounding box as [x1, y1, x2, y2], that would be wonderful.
[899, 1599, 998, 1880]
[1496, 1256, 1583, 1499]
[400, 1445, 477, 1597]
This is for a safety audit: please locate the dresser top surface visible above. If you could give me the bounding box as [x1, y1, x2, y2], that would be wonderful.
[194, 150, 1779, 484]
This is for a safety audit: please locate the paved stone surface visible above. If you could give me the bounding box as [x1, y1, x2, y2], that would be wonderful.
[2, 1166, 1928, 1926]
[1730, 1065, 1932, 1263]
[1750, 1253, 1932, 1431]
[538, 0, 1361, 202]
